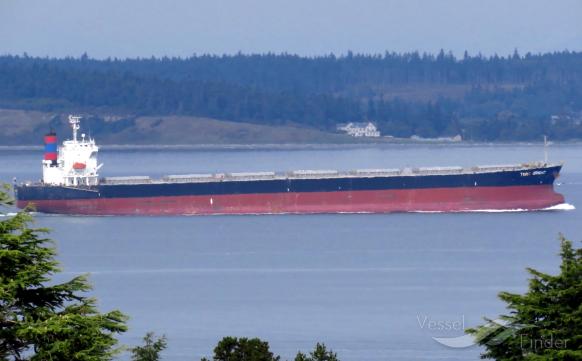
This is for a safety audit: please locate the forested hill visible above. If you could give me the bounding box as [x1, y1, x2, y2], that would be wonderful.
[1, 51, 582, 141]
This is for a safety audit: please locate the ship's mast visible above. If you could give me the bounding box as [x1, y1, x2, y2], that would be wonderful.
[544, 135, 549, 164]
[69, 115, 82, 142]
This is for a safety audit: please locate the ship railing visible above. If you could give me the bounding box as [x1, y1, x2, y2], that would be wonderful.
[224, 172, 277, 181]
[162, 174, 215, 183]
[351, 168, 401, 176]
[470, 164, 524, 173]
[102, 176, 152, 185]
[288, 170, 340, 178]
[413, 166, 465, 175]
[99, 162, 551, 185]
[62, 185, 99, 192]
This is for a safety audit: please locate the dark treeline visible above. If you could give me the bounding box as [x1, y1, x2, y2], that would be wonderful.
[1, 51, 582, 140]
[5, 50, 582, 94]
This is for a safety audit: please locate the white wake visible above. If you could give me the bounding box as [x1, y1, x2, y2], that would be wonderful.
[464, 203, 575, 213]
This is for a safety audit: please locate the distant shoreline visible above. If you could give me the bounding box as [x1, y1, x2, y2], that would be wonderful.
[2, 141, 582, 151]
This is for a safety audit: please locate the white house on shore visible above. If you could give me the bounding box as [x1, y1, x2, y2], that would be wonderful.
[336, 122, 381, 137]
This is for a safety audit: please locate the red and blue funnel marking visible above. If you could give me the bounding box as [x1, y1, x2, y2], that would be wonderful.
[44, 132, 58, 163]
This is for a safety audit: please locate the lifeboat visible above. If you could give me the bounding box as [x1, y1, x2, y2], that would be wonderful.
[73, 162, 86, 170]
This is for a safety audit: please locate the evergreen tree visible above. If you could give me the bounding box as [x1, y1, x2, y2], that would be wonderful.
[131, 332, 167, 361]
[467, 235, 582, 360]
[294, 343, 339, 361]
[202, 337, 280, 361]
[0, 187, 128, 361]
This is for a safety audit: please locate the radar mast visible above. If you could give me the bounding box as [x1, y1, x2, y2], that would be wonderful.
[69, 115, 82, 142]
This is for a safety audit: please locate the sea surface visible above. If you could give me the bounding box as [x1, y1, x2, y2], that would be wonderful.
[1, 144, 581, 361]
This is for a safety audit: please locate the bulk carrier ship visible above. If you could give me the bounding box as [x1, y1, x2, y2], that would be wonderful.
[15, 116, 565, 215]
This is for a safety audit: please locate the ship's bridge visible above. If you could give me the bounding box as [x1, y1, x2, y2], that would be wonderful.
[42, 115, 102, 187]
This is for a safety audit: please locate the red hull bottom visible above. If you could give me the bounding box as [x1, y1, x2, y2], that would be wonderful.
[17, 185, 565, 216]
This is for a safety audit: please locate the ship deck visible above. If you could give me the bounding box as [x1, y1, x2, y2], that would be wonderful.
[88, 162, 561, 186]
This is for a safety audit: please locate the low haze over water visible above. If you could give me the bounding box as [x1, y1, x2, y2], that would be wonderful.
[2, 144, 581, 361]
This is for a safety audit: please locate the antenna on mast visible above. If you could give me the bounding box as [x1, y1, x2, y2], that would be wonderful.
[68, 115, 82, 142]
[543, 135, 549, 164]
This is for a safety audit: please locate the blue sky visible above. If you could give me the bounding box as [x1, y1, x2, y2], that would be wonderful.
[1, 0, 581, 59]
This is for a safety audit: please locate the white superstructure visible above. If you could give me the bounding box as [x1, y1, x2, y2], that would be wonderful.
[42, 115, 102, 186]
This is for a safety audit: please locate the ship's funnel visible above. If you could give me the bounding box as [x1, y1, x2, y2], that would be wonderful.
[44, 131, 58, 165]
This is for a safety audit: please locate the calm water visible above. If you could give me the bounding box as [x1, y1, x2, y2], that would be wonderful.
[1, 144, 581, 361]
